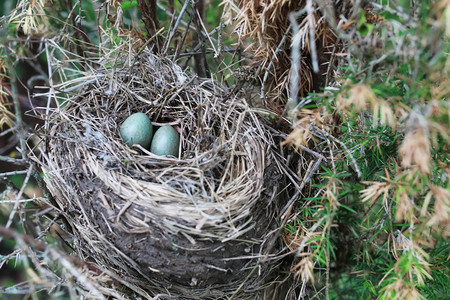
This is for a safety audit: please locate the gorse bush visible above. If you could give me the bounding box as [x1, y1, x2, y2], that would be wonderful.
[282, 1, 449, 299]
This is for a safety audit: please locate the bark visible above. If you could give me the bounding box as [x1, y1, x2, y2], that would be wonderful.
[192, 0, 210, 77]
[137, 0, 161, 51]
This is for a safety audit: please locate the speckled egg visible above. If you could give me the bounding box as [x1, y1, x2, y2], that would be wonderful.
[150, 125, 180, 157]
[120, 113, 153, 148]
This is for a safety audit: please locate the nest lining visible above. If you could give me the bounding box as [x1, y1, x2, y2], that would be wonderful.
[37, 53, 298, 298]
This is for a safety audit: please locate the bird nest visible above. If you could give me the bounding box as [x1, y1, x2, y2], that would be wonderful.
[34, 51, 301, 298]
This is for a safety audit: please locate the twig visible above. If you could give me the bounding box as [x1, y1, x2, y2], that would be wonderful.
[312, 125, 362, 178]
[287, 8, 307, 120]
[324, 125, 336, 172]
[260, 25, 292, 101]
[0, 169, 30, 177]
[194, 7, 219, 57]
[156, 1, 233, 51]
[44, 41, 55, 129]
[314, 0, 338, 30]
[325, 38, 340, 87]
[228, 265, 257, 300]
[0, 198, 47, 204]
[295, 214, 329, 255]
[325, 219, 331, 300]
[0, 126, 15, 136]
[1, 26, 26, 157]
[176, 48, 241, 57]
[0, 156, 28, 165]
[135, 27, 165, 57]
[3, 164, 33, 232]
[306, 0, 319, 73]
[280, 157, 324, 218]
[157, 1, 195, 31]
[174, 15, 193, 61]
[0, 225, 105, 298]
[164, 0, 190, 54]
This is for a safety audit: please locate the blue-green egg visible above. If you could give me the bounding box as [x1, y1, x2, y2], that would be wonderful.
[150, 125, 180, 157]
[120, 113, 153, 148]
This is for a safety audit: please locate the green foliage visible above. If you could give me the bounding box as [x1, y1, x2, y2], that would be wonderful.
[357, 11, 375, 36]
[286, 1, 449, 298]
[419, 243, 450, 299]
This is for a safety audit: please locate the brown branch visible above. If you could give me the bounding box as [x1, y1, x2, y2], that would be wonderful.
[192, 0, 209, 77]
[0, 225, 47, 251]
[137, 0, 161, 52]
[0, 225, 101, 274]
[0, 155, 28, 165]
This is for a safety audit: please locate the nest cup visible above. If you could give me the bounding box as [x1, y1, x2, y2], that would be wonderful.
[37, 53, 295, 298]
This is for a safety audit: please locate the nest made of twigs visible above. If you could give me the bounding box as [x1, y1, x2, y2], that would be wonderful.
[33, 50, 302, 299]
